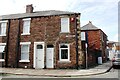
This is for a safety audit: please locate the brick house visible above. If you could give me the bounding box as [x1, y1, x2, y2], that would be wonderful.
[0, 4, 83, 69]
[81, 21, 108, 68]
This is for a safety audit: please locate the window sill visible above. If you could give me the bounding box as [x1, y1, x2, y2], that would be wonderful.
[21, 33, 30, 36]
[0, 35, 6, 37]
[60, 32, 70, 34]
[0, 59, 5, 62]
[58, 60, 71, 63]
[19, 60, 30, 62]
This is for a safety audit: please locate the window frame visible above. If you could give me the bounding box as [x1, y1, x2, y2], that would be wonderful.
[19, 42, 31, 62]
[81, 32, 86, 41]
[0, 21, 8, 36]
[60, 17, 70, 33]
[21, 18, 31, 35]
[0, 43, 6, 62]
[59, 44, 70, 62]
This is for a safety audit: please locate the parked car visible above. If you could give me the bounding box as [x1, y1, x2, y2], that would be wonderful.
[112, 50, 120, 68]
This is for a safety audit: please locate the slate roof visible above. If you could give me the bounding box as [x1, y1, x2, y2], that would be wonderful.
[0, 10, 80, 20]
[81, 21, 100, 30]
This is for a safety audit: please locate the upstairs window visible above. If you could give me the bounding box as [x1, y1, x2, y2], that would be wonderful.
[81, 32, 85, 41]
[61, 18, 70, 33]
[22, 18, 31, 35]
[0, 21, 7, 36]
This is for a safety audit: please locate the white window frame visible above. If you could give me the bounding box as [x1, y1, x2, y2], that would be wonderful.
[59, 44, 70, 62]
[19, 42, 31, 62]
[0, 43, 6, 62]
[81, 32, 86, 41]
[21, 18, 31, 35]
[0, 20, 8, 36]
[60, 17, 70, 33]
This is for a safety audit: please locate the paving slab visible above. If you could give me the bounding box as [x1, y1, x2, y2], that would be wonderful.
[0, 61, 112, 77]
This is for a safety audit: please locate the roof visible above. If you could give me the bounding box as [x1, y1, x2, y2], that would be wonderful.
[81, 21, 99, 30]
[0, 10, 80, 20]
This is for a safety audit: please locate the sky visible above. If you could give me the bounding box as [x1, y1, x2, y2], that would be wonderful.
[0, 0, 119, 42]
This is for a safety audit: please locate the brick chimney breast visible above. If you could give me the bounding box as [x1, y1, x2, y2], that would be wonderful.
[26, 4, 33, 13]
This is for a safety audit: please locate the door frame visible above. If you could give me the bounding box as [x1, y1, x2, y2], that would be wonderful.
[46, 46, 54, 68]
[33, 42, 44, 68]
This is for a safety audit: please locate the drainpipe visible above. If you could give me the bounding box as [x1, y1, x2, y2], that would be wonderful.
[15, 19, 21, 68]
[74, 13, 79, 70]
[5, 19, 11, 67]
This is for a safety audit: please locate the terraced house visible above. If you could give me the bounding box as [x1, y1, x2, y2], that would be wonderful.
[0, 4, 83, 69]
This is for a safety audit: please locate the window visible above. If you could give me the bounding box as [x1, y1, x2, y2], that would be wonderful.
[0, 43, 6, 62]
[0, 21, 7, 36]
[22, 18, 31, 35]
[61, 18, 70, 33]
[81, 32, 85, 41]
[37, 45, 43, 49]
[59, 44, 70, 61]
[20, 42, 31, 62]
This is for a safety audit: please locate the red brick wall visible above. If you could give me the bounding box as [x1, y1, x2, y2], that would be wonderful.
[87, 30, 101, 50]
[100, 31, 108, 62]
[7, 20, 19, 67]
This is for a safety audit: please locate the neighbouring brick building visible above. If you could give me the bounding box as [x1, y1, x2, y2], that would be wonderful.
[0, 4, 83, 69]
[81, 21, 108, 68]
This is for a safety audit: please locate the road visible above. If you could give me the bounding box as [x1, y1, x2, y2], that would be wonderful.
[1, 68, 119, 79]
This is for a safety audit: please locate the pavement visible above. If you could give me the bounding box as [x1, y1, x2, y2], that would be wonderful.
[0, 61, 112, 77]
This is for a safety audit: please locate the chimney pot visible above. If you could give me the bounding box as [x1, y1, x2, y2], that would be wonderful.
[89, 21, 92, 23]
[26, 4, 33, 13]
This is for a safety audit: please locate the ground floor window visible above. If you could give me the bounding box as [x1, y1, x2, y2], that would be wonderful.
[20, 42, 31, 62]
[59, 44, 70, 61]
[0, 43, 6, 62]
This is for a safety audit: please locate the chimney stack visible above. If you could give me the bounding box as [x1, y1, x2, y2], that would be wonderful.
[26, 4, 33, 13]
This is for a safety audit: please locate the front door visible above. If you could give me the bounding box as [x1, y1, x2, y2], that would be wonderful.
[46, 45, 54, 68]
[34, 42, 44, 69]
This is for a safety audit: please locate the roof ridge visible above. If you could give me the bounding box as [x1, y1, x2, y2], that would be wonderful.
[0, 10, 80, 20]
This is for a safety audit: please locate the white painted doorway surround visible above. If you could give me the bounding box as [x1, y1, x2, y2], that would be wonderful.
[46, 45, 54, 68]
[34, 42, 44, 69]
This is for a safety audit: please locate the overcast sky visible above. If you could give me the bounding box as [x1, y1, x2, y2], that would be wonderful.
[0, 0, 119, 42]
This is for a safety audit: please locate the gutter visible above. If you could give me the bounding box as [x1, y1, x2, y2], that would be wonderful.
[5, 19, 11, 67]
